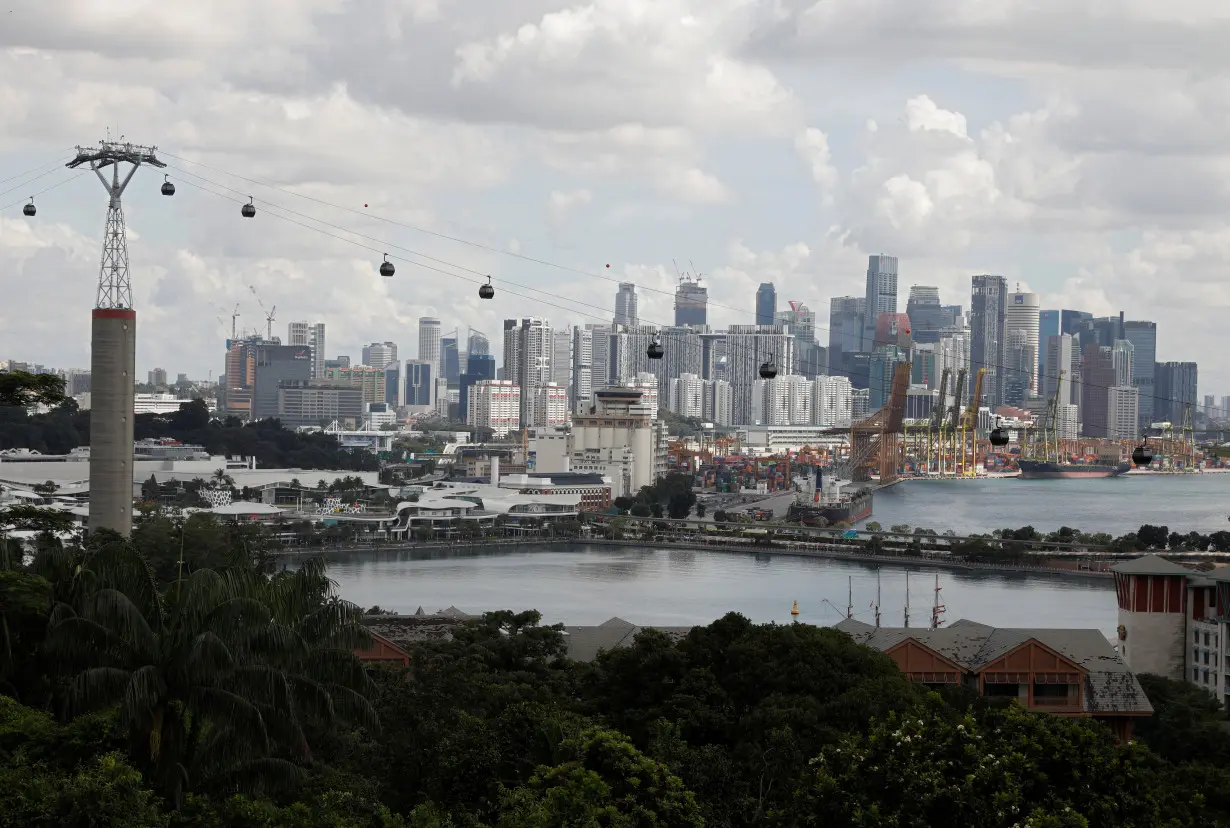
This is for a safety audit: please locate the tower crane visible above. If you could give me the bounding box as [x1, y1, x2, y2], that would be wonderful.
[248, 286, 276, 341]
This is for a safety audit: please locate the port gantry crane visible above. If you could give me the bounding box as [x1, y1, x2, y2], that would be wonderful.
[959, 367, 987, 476]
[849, 361, 912, 484]
[937, 368, 967, 478]
[921, 367, 951, 474]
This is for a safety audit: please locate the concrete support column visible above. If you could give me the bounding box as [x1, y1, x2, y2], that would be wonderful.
[89, 308, 135, 536]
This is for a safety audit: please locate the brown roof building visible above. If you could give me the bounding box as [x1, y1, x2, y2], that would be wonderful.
[835, 617, 1153, 741]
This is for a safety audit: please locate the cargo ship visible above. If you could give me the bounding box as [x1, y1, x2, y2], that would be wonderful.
[786, 468, 873, 526]
[1017, 459, 1132, 479]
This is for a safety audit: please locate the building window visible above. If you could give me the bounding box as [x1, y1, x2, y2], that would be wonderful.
[1196, 668, 1201, 681]
[1196, 648, 1201, 665]
[1204, 669, 1211, 684]
[1196, 630, 1202, 644]
[1206, 632, 1211, 647]
[1206, 651, 1211, 666]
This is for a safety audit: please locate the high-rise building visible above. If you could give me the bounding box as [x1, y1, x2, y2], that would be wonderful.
[1044, 334, 1074, 406]
[614, 283, 639, 327]
[504, 318, 553, 427]
[1123, 320, 1157, 429]
[1112, 339, 1134, 387]
[1108, 386, 1140, 440]
[403, 360, 434, 408]
[674, 276, 708, 327]
[458, 353, 495, 422]
[418, 318, 442, 376]
[755, 283, 777, 326]
[654, 326, 703, 406]
[862, 254, 899, 351]
[1005, 291, 1040, 395]
[668, 373, 704, 418]
[551, 329, 572, 389]
[970, 274, 1007, 406]
[828, 296, 865, 379]
[1039, 310, 1060, 380]
[724, 325, 795, 425]
[534, 383, 570, 427]
[251, 344, 312, 420]
[1080, 344, 1116, 438]
[467, 379, 520, 437]
[813, 375, 854, 427]
[287, 321, 326, 379]
[905, 286, 949, 344]
[1060, 310, 1093, 337]
[147, 367, 167, 387]
[570, 326, 593, 413]
[467, 330, 490, 356]
[777, 301, 822, 377]
[361, 341, 398, 371]
[1155, 362, 1198, 425]
[441, 336, 460, 384]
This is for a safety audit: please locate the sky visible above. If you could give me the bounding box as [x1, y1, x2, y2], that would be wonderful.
[0, 0, 1227, 393]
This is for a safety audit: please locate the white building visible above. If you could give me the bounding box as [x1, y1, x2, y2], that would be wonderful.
[287, 321, 326, 379]
[361, 342, 398, 371]
[1108, 386, 1140, 440]
[534, 383, 570, 428]
[570, 388, 666, 497]
[629, 372, 659, 419]
[724, 325, 795, 425]
[812, 375, 854, 427]
[133, 393, 189, 415]
[468, 380, 520, 437]
[753, 375, 812, 426]
[1056, 403, 1080, 439]
[704, 380, 733, 427]
[669, 373, 704, 418]
[570, 326, 593, 413]
[505, 318, 553, 427]
[418, 318, 442, 376]
[1006, 291, 1040, 394]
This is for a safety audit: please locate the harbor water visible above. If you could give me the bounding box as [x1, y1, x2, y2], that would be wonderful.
[313, 474, 1230, 638]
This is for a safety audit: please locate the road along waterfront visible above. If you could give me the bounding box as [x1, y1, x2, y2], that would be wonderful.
[302, 542, 1119, 637]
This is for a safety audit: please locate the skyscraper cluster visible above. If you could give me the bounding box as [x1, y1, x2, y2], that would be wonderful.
[822, 261, 1199, 441]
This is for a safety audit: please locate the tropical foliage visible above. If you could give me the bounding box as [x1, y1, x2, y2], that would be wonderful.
[2, 506, 1230, 823]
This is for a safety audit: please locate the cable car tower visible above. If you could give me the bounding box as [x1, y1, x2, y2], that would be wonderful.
[68, 139, 165, 536]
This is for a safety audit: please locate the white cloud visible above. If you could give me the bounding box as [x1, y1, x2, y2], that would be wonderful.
[0, 0, 1226, 395]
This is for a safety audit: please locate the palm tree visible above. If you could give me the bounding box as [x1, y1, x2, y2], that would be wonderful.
[43, 544, 377, 805]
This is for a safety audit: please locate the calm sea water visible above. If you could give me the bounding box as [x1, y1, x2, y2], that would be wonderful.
[311, 474, 1230, 638]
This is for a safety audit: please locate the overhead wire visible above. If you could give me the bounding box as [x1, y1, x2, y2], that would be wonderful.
[0, 170, 88, 214]
[1, 151, 1200, 423]
[154, 151, 1197, 422]
[0, 152, 76, 187]
[0, 158, 76, 202]
[161, 164, 784, 382]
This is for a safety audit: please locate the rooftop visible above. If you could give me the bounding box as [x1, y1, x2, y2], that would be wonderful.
[834, 617, 1152, 716]
[1110, 553, 1193, 577]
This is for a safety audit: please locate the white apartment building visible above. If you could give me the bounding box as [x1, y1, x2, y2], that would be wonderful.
[753, 375, 811, 426]
[813, 375, 854, 427]
[468, 380, 520, 437]
[704, 380, 733, 427]
[534, 383, 570, 427]
[1108, 386, 1140, 440]
[570, 326, 593, 413]
[1056, 403, 1080, 439]
[630, 372, 659, 419]
[669, 373, 705, 418]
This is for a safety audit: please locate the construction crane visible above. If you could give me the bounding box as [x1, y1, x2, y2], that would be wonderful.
[230, 304, 241, 341]
[925, 368, 951, 473]
[249, 286, 276, 340]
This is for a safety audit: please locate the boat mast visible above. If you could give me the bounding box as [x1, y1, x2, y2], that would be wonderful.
[874, 569, 882, 628]
[903, 571, 910, 628]
[846, 576, 853, 619]
[930, 573, 946, 629]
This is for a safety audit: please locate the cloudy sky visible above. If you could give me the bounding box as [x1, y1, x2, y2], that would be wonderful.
[0, 0, 1225, 394]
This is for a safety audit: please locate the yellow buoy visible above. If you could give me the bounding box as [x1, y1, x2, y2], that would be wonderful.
[790, 600, 799, 616]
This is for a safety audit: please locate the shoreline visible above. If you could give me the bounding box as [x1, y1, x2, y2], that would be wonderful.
[585, 538, 1115, 582]
[281, 536, 1113, 582]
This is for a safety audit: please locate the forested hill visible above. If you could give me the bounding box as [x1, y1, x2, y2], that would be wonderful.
[0, 397, 375, 471]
